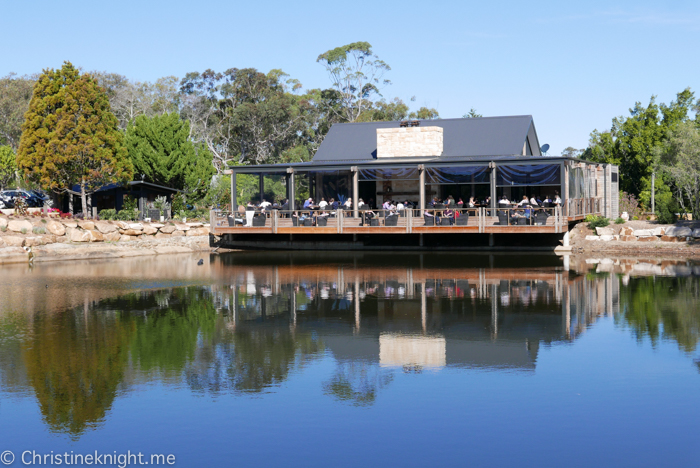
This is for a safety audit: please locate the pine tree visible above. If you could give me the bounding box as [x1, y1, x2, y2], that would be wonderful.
[17, 62, 133, 218]
[125, 112, 214, 197]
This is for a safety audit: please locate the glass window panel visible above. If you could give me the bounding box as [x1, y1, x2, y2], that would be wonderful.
[425, 166, 490, 184]
[358, 167, 419, 181]
[496, 164, 561, 186]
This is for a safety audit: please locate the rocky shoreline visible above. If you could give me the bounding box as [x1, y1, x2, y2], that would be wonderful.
[0, 215, 213, 264]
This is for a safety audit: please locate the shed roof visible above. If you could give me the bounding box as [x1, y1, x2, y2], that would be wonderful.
[313, 115, 539, 162]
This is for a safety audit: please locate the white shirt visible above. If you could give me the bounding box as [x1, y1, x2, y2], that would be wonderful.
[397, 202, 405, 210]
[344, 199, 352, 208]
[319, 201, 328, 209]
[260, 201, 271, 208]
[498, 198, 510, 205]
[529, 198, 538, 206]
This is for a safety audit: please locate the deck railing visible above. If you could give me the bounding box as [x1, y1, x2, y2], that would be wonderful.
[211, 205, 574, 234]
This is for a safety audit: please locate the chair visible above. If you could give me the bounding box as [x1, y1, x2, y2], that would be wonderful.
[424, 215, 435, 226]
[227, 216, 243, 227]
[370, 218, 379, 226]
[517, 217, 528, 226]
[292, 216, 299, 226]
[303, 218, 313, 226]
[385, 215, 399, 226]
[440, 217, 452, 226]
[317, 217, 328, 226]
[497, 211, 509, 225]
[535, 211, 548, 225]
[252, 215, 267, 227]
[455, 213, 469, 226]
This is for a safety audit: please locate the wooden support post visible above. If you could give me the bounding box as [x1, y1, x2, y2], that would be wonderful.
[418, 164, 425, 216]
[231, 170, 237, 211]
[352, 166, 358, 218]
[286, 168, 295, 211]
[258, 173, 264, 204]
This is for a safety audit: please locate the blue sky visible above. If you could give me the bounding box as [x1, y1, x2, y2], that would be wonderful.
[2, 0, 699, 154]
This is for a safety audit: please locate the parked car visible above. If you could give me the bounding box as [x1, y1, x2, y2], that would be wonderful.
[0, 192, 13, 209]
[0, 189, 45, 208]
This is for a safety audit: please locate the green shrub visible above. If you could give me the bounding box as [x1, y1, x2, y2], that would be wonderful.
[116, 209, 138, 221]
[615, 217, 625, 224]
[41, 218, 47, 224]
[585, 215, 610, 229]
[20, 227, 27, 234]
[0, 225, 7, 232]
[123, 196, 137, 212]
[98, 209, 117, 220]
[32, 226, 46, 234]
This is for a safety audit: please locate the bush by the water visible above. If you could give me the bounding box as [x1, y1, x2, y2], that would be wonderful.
[98, 209, 117, 220]
[586, 215, 610, 229]
[615, 217, 625, 224]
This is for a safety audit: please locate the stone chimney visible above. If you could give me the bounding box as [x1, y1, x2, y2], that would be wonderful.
[376, 126, 443, 158]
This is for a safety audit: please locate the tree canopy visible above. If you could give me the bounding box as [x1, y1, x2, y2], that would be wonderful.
[17, 61, 133, 217]
[125, 112, 214, 195]
[0, 146, 17, 190]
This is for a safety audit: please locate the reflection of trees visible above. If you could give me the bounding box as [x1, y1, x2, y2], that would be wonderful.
[618, 277, 700, 353]
[186, 327, 322, 394]
[323, 362, 393, 407]
[123, 289, 218, 376]
[22, 308, 133, 437]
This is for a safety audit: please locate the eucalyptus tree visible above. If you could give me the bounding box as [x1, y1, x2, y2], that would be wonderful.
[0, 73, 35, 150]
[317, 41, 391, 123]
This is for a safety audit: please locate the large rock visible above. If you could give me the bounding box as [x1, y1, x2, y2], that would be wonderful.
[154, 232, 171, 239]
[595, 227, 614, 236]
[186, 222, 204, 228]
[78, 220, 95, 230]
[150, 223, 165, 229]
[159, 224, 176, 234]
[585, 235, 600, 241]
[128, 223, 144, 231]
[174, 223, 190, 231]
[0, 218, 7, 229]
[119, 229, 142, 236]
[115, 221, 130, 230]
[69, 228, 92, 242]
[692, 229, 700, 238]
[171, 230, 185, 237]
[633, 230, 653, 237]
[46, 220, 66, 236]
[87, 230, 104, 242]
[620, 235, 637, 242]
[600, 235, 615, 241]
[661, 235, 682, 242]
[95, 222, 117, 234]
[24, 236, 45, 246]
[666, 226, 692, 237]
[3, 236, 25, 247]
[120, 235, 135, 242]
[7, 219, 33, 233]
[103, 231, 121, 242]
[637, 236, 657, 242]
[142, 226, 158, 235]
[652, 227, 666, 236]
[186, 227, 210, 236]
[619, 226, 634, 236]
[62, 220, 78, 228]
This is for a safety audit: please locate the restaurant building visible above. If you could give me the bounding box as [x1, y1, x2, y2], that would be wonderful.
[213, 116, 619, 247]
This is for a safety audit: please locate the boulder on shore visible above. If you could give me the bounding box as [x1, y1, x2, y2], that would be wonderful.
[7, 220, 32, 233]
[46, 220, 66, 236]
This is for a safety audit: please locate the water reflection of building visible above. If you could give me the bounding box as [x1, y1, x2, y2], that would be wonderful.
[211, 253, 620, 372]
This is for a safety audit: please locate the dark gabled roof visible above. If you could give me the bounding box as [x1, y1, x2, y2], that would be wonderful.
[313, 115, 539, 162]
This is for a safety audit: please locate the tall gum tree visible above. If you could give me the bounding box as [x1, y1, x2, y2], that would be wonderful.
[17, 62, 132, 217]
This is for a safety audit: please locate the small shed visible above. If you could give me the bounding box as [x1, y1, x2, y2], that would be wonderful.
[63, 181, 180, 217]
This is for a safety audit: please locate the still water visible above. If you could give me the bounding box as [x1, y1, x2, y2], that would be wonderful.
[1, 252, 699, 467]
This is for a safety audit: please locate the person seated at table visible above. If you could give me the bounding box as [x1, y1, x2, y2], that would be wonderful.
[358, 198, 366, 210]
[259, 199, 271, 209]
[303, 198, 313, 209]
[396, 200, 405, 211]
[518, 195, 529, 206]
[446, 195, 455, 206]
[468, 197, 475, 208]
[498, 195, 511, 206]
[318, 197, 328, 209]
[543, 195, 552, 205]
[443, 208, 455, 224]
[457, 197, 465, 208]
[430, 197, 439, 207]
[553, 193, 562, 205]
[330, 198, 339, 210]
[529, 196, 539, 206]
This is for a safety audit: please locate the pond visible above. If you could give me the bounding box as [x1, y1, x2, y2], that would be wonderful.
[1, 252, 699, 467]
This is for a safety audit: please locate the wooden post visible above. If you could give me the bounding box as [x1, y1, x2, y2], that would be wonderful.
[286, 168, 295, 211]
[352, 166, 359, 218]
[258, 173, 264, 203]
[418, 164, 425, 216]
[230, 170, 236, 211]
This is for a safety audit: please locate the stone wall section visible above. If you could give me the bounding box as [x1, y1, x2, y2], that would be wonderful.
[376, 127, 443, 158]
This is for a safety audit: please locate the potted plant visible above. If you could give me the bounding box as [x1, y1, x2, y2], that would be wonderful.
[153, 196, 171, 222]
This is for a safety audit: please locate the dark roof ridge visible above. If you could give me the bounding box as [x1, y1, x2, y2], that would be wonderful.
[332, 115, 533, 126]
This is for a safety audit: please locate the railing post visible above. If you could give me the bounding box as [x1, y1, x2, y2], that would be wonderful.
[337, 209, 342, 233]
[210, 209, 216, 235]
[407, 209, 412, 233]
[272, 210, 278, 234]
